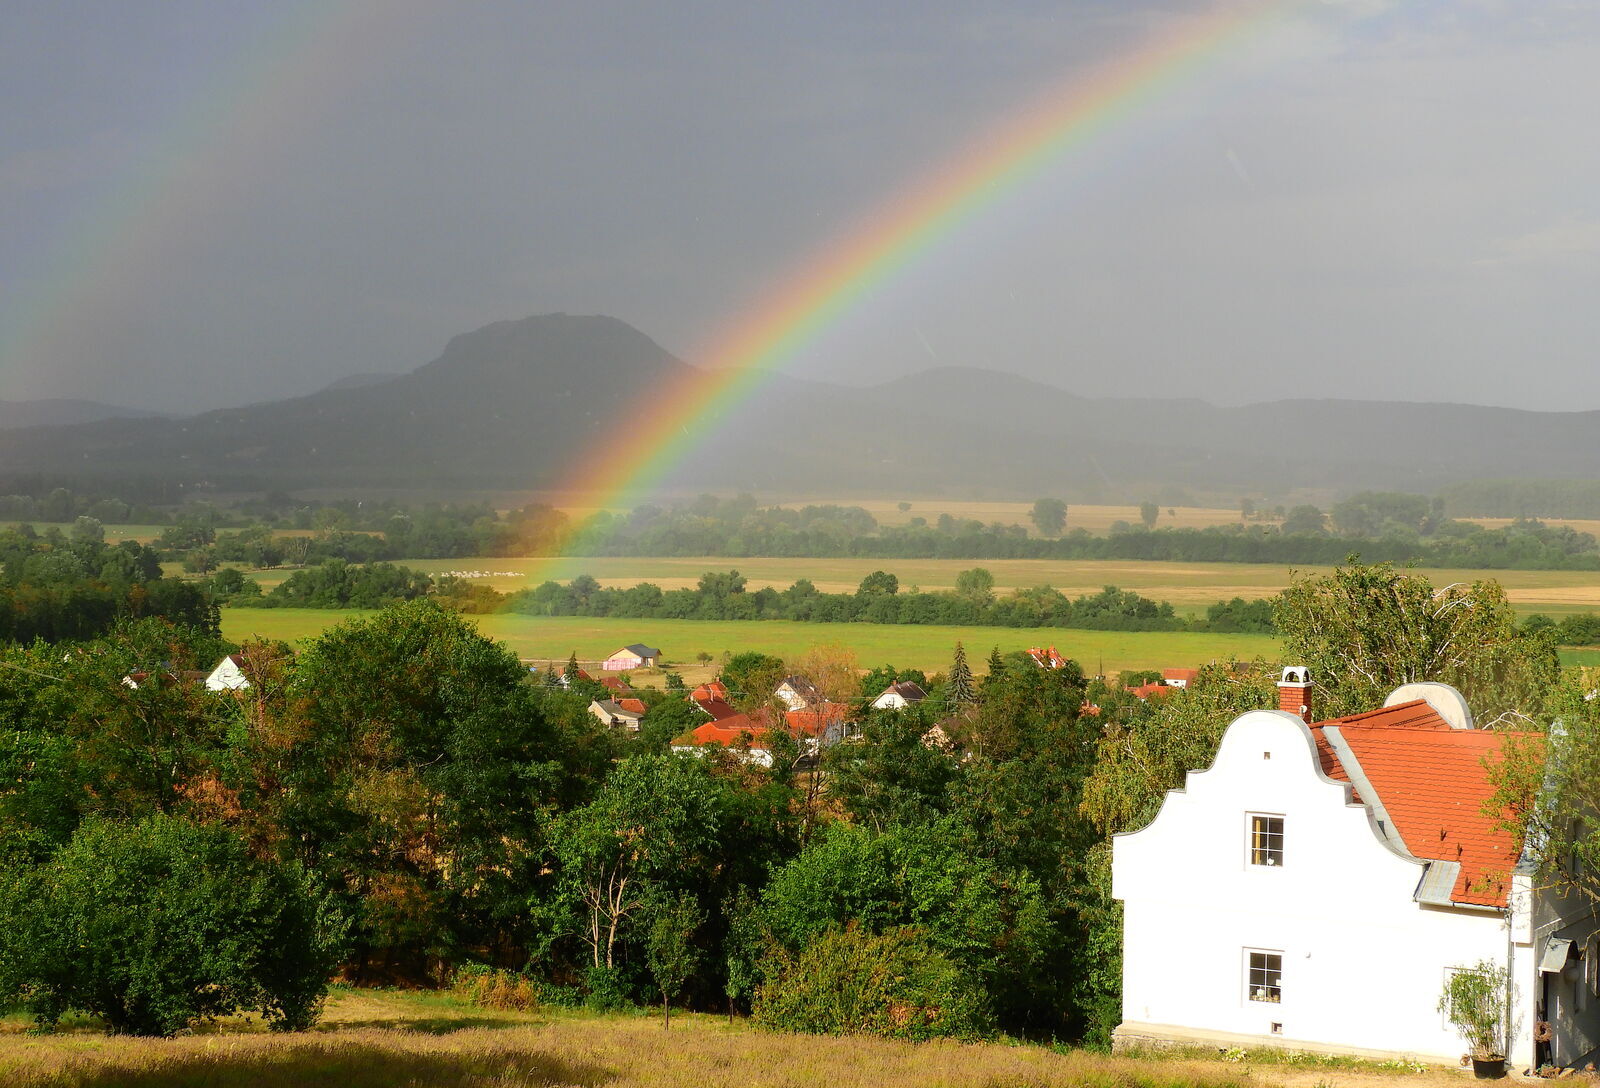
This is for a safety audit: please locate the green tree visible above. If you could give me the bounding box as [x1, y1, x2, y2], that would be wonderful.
[1274, 561, 1558, 723]
[645, 892, 703, 1029]
[954, 567, 996, 605]
[1139, 501, 1159, 529]
[546, 755, 721, 971]
[0, 815, 343, 1036]
[947, 642, 976, 707]
[1029, 498, 1068, 538]
[1280, 504, 1327, 535]
[721, 651, 786, 714]
[856, 570, 899, 597]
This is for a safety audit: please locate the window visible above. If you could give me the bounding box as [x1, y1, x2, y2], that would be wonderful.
[1248, 950, 1283, 1003]
[1250, 814, 1284, 866]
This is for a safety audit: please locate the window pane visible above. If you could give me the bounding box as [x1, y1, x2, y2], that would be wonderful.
[1249, 951, 1283, 1002]
[1250, 815, 1284, 866]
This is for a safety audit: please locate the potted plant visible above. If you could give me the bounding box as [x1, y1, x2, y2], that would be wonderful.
[1440, 960, 1511, 1078]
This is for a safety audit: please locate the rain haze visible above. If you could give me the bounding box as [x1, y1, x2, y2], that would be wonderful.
[2, 0, 1598, 415]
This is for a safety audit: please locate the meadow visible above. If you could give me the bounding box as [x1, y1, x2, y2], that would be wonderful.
[0, 986, 1460, 1088]
[222, 608, 1281, 676]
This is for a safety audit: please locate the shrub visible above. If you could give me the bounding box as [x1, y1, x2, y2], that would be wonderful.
[450, 964, 540, 1012]
[0, 814, 345, 1036]
[1439, 960, 1510, 1060]
[754, 925, 992, 1041]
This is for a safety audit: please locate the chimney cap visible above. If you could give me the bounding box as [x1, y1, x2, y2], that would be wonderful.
[1279, 665, 1310, 686]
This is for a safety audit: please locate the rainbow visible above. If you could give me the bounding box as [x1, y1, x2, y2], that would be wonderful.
[542, 1, 1291, 574]
[1, 2, 428, 392]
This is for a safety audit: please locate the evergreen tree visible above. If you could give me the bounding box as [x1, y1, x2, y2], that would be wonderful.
[947, 642, 976, 707]
[986, 646, 1005, 679]
[564, 651, 581, 683]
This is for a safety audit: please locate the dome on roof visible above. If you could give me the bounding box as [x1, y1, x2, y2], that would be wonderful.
[1383, 682, 1474, 730]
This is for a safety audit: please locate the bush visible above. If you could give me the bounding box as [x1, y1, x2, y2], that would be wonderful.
[450, 964, 540, 1012]
[754, 925, 992, 1041]
[0, 815, 345, 1036]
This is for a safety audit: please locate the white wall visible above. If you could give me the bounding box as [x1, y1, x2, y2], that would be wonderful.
[1114, 710, 1524, 1063]
[205, 658, 249, 691]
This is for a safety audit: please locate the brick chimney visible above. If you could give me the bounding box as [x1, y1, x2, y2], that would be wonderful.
[1278, 665, 1312, 723]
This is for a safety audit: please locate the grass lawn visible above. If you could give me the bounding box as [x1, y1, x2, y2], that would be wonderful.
[223, 607, 1279, 675]
[0, 986, 1463, 1088]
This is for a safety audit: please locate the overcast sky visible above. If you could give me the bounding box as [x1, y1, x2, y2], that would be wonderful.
[3, 0, 1598, 414]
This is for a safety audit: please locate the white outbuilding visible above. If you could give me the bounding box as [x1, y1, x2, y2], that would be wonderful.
[1112, 669, 1600, 1070]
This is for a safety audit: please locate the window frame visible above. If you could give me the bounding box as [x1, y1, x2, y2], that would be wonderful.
[1247, 812, 1285, 868]
[1245, 947, 1284, 1005]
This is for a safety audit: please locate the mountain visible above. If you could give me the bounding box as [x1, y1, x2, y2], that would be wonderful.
[319, 373, 398, 393]
[1, 313, 1595, 498]
[0, 398, 166, 431]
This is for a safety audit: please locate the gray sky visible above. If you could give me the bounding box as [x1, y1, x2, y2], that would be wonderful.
[3, 0, 1598, 413]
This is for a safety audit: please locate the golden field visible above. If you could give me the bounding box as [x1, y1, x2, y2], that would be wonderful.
[0, 986, 1473, 1088]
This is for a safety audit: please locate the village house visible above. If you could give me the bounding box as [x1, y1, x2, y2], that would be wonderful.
[672, 713, 776, 767]
[602, 643, 660, 671]
[205, 653, 251, 691]
[1026, 646, 1069, 670]
[871, 680, 927, 710]
[588, 698, 646, 731]
[775, 675, 820, 711]
[1113, 667, 1600, 1069]
[690, 680, 738, 721]
[1161, 666, 1199, 688]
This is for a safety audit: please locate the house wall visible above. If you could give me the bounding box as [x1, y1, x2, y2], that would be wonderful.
[872, 692, 908, 710]
[1114, 710, 1529, 1065]
[1530, 878, 1600, 1066]
[205, 659, 249, 691]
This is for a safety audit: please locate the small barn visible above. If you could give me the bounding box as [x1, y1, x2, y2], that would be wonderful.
[603, 644, 661, 671]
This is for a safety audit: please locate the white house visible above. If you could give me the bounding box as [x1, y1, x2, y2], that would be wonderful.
[871, 680, 927, 710]
[205, 654, 251, 691]
[1113, 668, 1600, 1070]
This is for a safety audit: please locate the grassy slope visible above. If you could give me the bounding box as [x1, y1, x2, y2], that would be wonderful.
[0, 986, 1456, 1088]
[222, 608, 1280, 675]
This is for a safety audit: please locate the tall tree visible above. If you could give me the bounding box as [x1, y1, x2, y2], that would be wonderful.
[1029, 498, 1068, 538]
[1138, 501, 1159, 529]
[1274, 561, 1558, 724]
[947, 643, 976, 708]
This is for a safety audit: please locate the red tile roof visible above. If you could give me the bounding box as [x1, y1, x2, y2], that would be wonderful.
[691, 681, 729, 702]
[1027, 646, 1068, 669]
[685, 715, 773, 749]
[1162, 668, 1199, 683]
[1305, 699, 1534, 908]
[599, 676, 630, 694]
[618, 698, 646, 715]
[695, 699, 738, 721]
[786, 703, 849, 737]
[1127, 681, 1176, 700]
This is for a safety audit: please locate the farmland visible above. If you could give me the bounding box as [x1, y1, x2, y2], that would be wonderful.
[284, 555, 1600, 617]
[222, 608, 1281, 676]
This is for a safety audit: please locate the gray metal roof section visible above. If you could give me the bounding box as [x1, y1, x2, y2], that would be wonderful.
[1414, 861, 1461, 906]
[1542, 937, 1575, 973]
[1322, 725, 1411, 858]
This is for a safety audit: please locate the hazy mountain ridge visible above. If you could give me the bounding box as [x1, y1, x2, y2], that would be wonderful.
[1, 314, 1595, 498]
[0, 398, 168, 431]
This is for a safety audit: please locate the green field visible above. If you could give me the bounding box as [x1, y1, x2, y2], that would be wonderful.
[222, 607, 1280, 676]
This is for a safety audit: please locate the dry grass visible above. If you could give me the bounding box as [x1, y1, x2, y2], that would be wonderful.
[0, 988, 1292, 1088]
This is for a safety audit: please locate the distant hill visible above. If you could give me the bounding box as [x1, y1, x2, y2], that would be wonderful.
[1, 313, 1596, 498]
[319, 373, 397, 393]
[0, 398, 166, 431]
